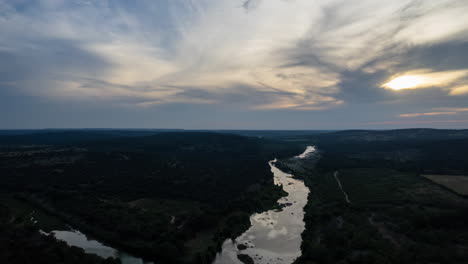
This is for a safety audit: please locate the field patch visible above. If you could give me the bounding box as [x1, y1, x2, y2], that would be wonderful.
[423, 174, 468, 195]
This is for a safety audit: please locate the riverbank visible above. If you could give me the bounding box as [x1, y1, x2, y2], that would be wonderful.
[0, 132, 305, 263]
[214, 147, 314, 264]
[0, 194, 120, 264]
[186, 181, 288, 264]
[5, 179, 286, 264]
[276, 145, 468, 264]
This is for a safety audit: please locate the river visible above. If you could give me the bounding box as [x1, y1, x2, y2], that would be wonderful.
[40, 228, 154, 264]
[39, 146, 314, 264]
[213, 146, 314, 264]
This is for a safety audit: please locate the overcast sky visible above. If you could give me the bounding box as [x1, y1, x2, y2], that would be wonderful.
[1, 0, 468, 129]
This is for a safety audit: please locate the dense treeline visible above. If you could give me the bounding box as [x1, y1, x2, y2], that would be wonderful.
[0, 203, 120, 264]
[302, 129, 468, 175]
[276, 129, 468, 264]
[0, 131, 301, 263]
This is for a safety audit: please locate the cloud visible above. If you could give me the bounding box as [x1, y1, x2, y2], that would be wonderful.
[399, 112, 457, 117]
[1, 0, 468, 114]
[449, 85, 468, 95]
[381, 69, 468, 92]
[434, 107, 468, 112]
[267, 226, 288, 239]
[368, 120, 468, 125]
[242, 0, 261, 12]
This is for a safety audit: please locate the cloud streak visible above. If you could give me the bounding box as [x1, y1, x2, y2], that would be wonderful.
[369, 120, 468, 125]
[381, 69, 468, 93]
[399, 112, 457, 117]
[1, 0, 468, 128]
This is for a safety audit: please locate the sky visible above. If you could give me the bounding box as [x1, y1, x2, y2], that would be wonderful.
[1, 0, 468, 129]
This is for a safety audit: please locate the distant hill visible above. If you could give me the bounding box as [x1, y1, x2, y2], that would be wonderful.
[83, 131, 291, 155]
[0, 130, 168, 145]
[291, 128, 468, 175]
[0, 129, 332, 146]
[201, 130, 334, 138]
[311, 128, 468, 142]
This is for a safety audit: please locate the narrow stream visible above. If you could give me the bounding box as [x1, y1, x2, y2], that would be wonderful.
[213, 146, 314, 264]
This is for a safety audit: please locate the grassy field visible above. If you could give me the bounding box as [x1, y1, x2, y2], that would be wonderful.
[272, 129, 468, 264]
[338, 169, 466, 207]
[276, 157, 468, 264]
[422, 174, 468, 196]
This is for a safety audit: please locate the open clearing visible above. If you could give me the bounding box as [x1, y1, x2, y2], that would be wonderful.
[422, 174, 468, 195]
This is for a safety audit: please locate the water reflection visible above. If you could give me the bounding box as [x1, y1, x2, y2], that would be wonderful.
[295, 146, 315, 159]
[213, 147, 314, 264]
[42, 229, 154, 264]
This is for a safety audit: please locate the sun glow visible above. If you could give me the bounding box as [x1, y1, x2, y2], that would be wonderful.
[382, 75, 426, 90]
[382, 69, 468, 93]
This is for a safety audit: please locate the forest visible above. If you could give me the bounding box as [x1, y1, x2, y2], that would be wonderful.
[0, 131, 302, 263]
[1, 128, 468, 263]
[276, 129, 468, 264]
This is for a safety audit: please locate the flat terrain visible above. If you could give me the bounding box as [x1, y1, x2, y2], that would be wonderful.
[0, 131, 301, 264]
[2, 128, 468, 264]
[422, 174, 468, 195]
[276, 129, 468, 264]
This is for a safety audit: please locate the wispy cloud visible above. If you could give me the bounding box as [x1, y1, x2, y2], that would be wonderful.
[434, 107, 468, 112]
[369, 120, 468, 125]
[399, 112, 457, 117]
[1, 0, 468, 113]
[242, 0, 261, 12]
[449, 85, 468, 95]
[381, 69, 468, 93]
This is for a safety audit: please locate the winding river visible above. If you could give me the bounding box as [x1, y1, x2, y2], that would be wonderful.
[39, 146, 314, 264]
[213, 146, 314, 264]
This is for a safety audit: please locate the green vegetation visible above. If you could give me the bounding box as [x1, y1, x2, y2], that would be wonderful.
[3, 128, 468, 263]
[276, 129, 468, 264]
[0, 131, 300, 263]
[0, 201, 120, 264]
[422, 174, 468, 196]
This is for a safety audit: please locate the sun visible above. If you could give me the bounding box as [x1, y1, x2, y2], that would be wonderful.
[382, 75, 426, 90]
